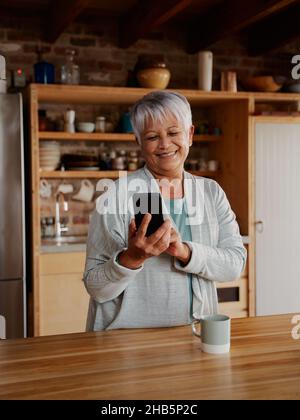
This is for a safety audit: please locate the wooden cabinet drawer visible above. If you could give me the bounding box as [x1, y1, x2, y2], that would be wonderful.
[40, 252, 86, 275]
[217, 277, 248, 319]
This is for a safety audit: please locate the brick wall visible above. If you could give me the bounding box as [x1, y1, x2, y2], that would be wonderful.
[0, 17, 298, 89]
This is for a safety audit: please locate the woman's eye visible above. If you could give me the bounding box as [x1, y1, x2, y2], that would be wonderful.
[169, 132, 179, 136]
[146, 136, 158, 141]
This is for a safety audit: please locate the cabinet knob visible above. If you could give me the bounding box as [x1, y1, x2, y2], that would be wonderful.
[255, 220, 264, 233]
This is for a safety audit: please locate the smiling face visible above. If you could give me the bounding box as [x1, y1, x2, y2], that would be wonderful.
[140, 114, 194, 180]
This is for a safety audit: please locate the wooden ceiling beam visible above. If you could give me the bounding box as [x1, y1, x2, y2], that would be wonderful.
[45, 0, 93, 43]
[119, 0, 193, 48]
[247, 3, 300, 55]
[0, 1, 46, 19]
[186, 0, 298, 54]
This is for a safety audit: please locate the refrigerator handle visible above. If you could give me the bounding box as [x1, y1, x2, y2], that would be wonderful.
[0, 315, 6, 339]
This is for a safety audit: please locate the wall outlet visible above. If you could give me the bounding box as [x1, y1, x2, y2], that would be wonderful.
[12, 68, 26, 87]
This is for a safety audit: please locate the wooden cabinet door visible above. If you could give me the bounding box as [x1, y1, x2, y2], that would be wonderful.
[39, 253, 89, 336]
[39, 273, 89, 336]
[255, 123, 300, 315]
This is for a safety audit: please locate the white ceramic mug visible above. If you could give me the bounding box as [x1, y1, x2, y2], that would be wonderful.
[57, 183, 74, 194]
[40, 179, 52, 198]
[192, 314, 231, 354]
[207, 160, 219, 172]
[72, 179, 95, 202]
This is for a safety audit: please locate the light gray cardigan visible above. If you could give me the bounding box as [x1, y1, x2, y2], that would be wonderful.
[84, 165, 247, 331]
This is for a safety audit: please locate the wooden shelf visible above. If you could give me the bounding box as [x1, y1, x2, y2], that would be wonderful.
[32, 83, 300, 106]
[39, 132, 135, 141]
[39, 170, 220, 179]
[39, 132, 222, 142]
[190, 170, 219, 177]
[39, 170, 127, 179]
[32, 83, 250, 105]
[195, 135, 222, 142]
[251, 115, 300, 123]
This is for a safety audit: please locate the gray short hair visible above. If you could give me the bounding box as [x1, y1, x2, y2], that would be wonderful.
[130, 91, 193, 145]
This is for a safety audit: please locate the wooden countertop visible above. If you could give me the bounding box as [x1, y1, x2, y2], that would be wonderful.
[0, 314, 300, 400]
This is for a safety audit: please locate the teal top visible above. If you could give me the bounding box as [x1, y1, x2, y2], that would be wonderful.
[164, 197, 193, 321]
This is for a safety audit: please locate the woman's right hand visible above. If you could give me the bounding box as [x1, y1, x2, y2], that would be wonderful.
[118, 214, 172, 269]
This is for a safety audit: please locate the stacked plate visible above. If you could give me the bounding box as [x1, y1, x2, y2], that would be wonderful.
[39, 142, 61, 171]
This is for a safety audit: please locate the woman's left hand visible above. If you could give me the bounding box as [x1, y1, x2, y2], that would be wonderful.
[165, 228, 192, 265]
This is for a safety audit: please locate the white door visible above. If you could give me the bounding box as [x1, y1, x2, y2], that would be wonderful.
[255, 123, 300, 316]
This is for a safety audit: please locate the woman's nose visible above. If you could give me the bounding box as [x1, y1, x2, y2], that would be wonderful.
[158, 134, 171, 149]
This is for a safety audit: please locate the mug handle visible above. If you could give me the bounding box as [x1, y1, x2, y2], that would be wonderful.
[40, 179, 49, 188]
[191, 319, 201, 338]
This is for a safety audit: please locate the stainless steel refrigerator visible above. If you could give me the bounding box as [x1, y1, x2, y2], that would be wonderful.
[0, 93, 26, 339]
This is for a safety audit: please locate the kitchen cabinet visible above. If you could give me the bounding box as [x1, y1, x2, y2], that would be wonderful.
[254, 121, 300, 316]
[39, 252, 89, 336]
[28, 84, 300, 336]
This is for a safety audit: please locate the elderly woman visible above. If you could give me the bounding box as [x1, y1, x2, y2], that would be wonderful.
[84, 91, 247, 331]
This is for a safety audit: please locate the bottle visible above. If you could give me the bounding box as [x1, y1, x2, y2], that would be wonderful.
[61, 49, 80, 85]
[41, 217, 47, 239]
[110, 151, 119, 170]
[38, 110, 47, 131]
[118, 150, 127, 169]
[95, 116, 106, 133]
[45, 217, 55, 238]
[34, 51, 55, 84]
[99, 152, 109, 170]
[120, 111, 133, 133]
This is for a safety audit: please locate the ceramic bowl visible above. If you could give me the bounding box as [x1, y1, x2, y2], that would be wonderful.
[137, 67, 171, 89]
[76, 122, 95, 133]
[241, 76, 283, 92]
[284, 82, 300, 93]
[40, 141, 60, 149]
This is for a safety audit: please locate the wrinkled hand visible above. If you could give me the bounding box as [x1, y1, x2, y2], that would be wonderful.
[118, 214, 172, 269]
[165, 227, 192, 265]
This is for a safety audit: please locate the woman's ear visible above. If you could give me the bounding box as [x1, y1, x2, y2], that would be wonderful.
[189, 125, 195, 147]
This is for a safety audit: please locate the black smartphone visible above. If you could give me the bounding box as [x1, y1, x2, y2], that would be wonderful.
[133, 192, 165, 237]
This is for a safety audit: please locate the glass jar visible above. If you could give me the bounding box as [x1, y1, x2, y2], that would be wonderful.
[38, 110, 47, 131]
[198, 158, 208, 171]
[109, 150, 117, 170]
[61, 49, 80, 85]
[186, 159, 198, 171]
[111, 150, 126, 170]
[118, 150, 127, 169]
[45, 217, 55, 238]
[99, 152, 109, 170]
[113, 157, 126, 170]
[41, 217, 47, 239]
[127, 150, 139, 171]
[95, 116, 106, 133]
[128, 158, 138, 171]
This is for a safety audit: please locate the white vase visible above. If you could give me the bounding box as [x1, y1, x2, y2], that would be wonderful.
[198, 51, 213, 91]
